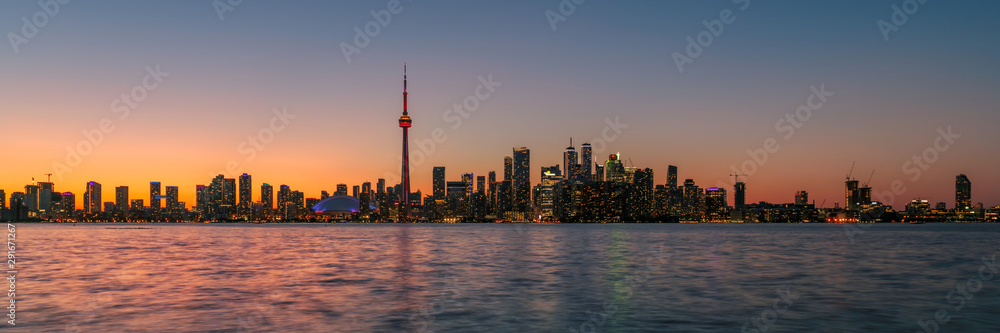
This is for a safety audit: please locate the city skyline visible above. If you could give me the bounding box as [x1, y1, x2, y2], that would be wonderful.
[2, 1, 999, 210]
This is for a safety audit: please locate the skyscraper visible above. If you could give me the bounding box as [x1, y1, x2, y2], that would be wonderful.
[956, 174, 971, 209]
[513, 147, 530, 212]
[24, 183, 39, 215]
[564, 140, 578, 181]
[487, 171, 497, 214]
[377, 179, 386, 196]
[0, 189, 5, 211]
[594, 164, 605, 182]
[477, 176, 486, 194]
[115, 186, 129, 212]
[605, 153, 624, 183]
[150, 182, 161, 211]
[336, 184, 348, 196]
[38, 181, 53, 217]
[581, 142, 592, 179]
[734, 182, 746, 211]
[86, 181, 102, 213]
[398, 64, 413, 221]
[667, 165, 678, 188]
[352, 185, 360, 199]
[705, 187, 728, 221]
[504, 156, 513, 181]
[845, 179, 860, 211]
[60, 192, 75, 217]
[433, 167, 446, 199]
[261, 183, 273, 218]
[238, 173, 252, 218]
[166, 186, 179, 213]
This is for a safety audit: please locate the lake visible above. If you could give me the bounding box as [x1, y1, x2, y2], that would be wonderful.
[9, 223, 1000, 332]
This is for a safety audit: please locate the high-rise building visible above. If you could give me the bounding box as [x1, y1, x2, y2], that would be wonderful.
[540, 169, 561, 218]
[336, 184, 348, 196]
[845, 179, 860, 211]
[278, 185, 291, 219]
[377, 179, 386, 196]
[433, 167, 446, 199]
[195, 185, 208, 213]
[605, 153, 624, 183]
[581, 143, 592, 179]
[398, 64, 413, 221]
[487, 171, 497, 214]
[504, 156, 513, 181]
[795, 191, 809, 205]
[362, 182, 372, 197]
[667, 165, 678, 188]
[104, 202, 115, 213]
[477, 176, 486, 194]
[150, 182, 161, 211]
[261, 183, 273, 218]
[38, 181, 53, 217]
[223, 178, 236, 216]
[541, 165, 561, 179]
[734, 182, 746, 211]
[0, 189, 5, 210]
[564, 141, 578, 181]
[351, 185, 359, 199]
[633, 168, 655, 218]
[956, 174, 971, 209]
[705, 187, 728, 221]
[166, 186, 179, 213]
[238, 173, 252, 218]
[86, 181, 102, 213]
[10, 192, 26, 220]
[115, 186, 129, 212]
[24, 184, 39, 215]
[60, 192, 75, 217]
[594, 164, 605, 182]
[130, 199, 143, 212]
[513, 147, 530, 212]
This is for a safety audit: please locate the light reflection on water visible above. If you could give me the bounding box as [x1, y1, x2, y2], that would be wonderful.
[12, 223, 1000, 332]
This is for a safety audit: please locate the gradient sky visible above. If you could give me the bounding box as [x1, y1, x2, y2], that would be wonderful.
[2, 0, 998, 210]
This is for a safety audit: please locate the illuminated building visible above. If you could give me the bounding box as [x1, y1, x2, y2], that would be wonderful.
[734, 182, 746, 211]
[594, 164, 605, 182]
[487, 171, 497, 214]
[705, 187, 728, 222]
[150, 182, 161, 211]
[513, 147, 530, 213]
[86, 181, 102, 213]
[115, 186, 129, 212]
[261, 183, 273, 219]
[24, 183, 39, 216]
[0, 189, 5, 211]
[564, 140, 578, 181]
[196, 185, 208, 213]
[605, 153, 624, 183]
[130, 199, 143, 212]
[60, 192, 75, 217]
[845, 179, 860, 211]
[336, 184, 348, 196]
[352, 185, 360, 199]
[540, 170, 561, 218]
[166, 186, 179, 214]
[580, 142, 592, 180]
[38, 181, 53, 217]
[667, 165, 678, 188]
[238, 173, 252, 219]
[956, 174, 971, 209]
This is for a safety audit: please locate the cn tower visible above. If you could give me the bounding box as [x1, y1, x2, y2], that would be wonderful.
[398, 64, 412, 222]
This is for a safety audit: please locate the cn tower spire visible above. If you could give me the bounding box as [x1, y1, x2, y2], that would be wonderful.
[398, 63, 412, 222]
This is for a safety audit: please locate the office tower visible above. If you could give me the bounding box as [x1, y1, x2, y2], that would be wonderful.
[60, 192, 75, 217]
[513, 147, 530, 212]
[195, 185, 207, 213]
[859, 186, 872, 206]
[477, 176, 486, 195]
[581, 142, 592, 179]
[24, 183, 39, 215]
[705, 188, 728, 221]
[540, 170, 561, 218]
[0, 189, 5, 210]
[433, 167, 446, 199]
[150, 182, 161, 211]
[541, 165, 561, 179]
[682, 179, 698, 219]
[795, 191, 809, 205]
[956, 174, 971, 209]
[594, 164, 605, 182]
[398, 64, 413, 221]
[321, 191, 330, 200]
[564, 140, 578, 181]
[352, 185, 360, 199]
[734, 182, 746, 211]
[104, 202, 115, 213]
[10, 193, 26, 220]
[165, 186, 179, 213]
[278, 185, 291, 219]
[38, 181, 53, 216]
[667, 165, 678, 188]
[504, 156, 513, 181]
[115, 186, 129, 212]
[487, 171, 497, 214]
[238, 173, 252, 218]
[336, 184, 348, 196]
[935, 202, 947, 210]
[633, 168, 655, 218]
[377, 179, 386, 196]
[223, 178, 236, 217]
[86, 181, 102, 213]
[605, 153, 624, 183]
[261, 184, 273, 218]
[845, 179, 860, 211]
[362, 182, 372, 196]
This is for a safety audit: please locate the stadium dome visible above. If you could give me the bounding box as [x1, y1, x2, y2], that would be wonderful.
[312, 195, 362, 213]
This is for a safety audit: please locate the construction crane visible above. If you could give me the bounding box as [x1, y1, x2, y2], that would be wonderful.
[863, 169, 875, 187]
[45, 173, 53, 182]
[845, 161, 856, 181]
[730, 173, 743, 184]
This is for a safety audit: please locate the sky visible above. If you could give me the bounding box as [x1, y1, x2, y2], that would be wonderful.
[1, 0, 998, 210]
